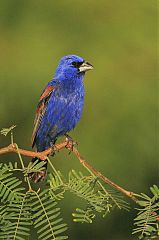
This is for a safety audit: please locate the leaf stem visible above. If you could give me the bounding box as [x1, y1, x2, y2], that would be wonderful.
[46, 157, 63, 184]
[15, 144, 25, 169]
[15, 144, 32, 191]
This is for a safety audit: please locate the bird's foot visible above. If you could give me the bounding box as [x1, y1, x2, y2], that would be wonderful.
[50, 142, 58, 156]
[65, 134, 77, 154]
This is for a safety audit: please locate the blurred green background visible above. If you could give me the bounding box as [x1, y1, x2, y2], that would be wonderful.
[0, 0, 158, 239]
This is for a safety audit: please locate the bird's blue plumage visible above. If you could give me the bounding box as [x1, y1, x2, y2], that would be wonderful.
[30, 55, 93, 182]
[32, 55, 93, 152]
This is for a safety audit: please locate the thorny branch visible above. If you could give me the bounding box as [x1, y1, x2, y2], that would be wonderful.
[0, 140, 137, 202]
[1, 140, 159, 221]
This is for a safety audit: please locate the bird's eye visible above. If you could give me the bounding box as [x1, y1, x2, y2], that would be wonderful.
[72, 61, 83, 68]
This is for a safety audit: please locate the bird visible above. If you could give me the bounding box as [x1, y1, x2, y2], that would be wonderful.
[29, 54, 93, 182]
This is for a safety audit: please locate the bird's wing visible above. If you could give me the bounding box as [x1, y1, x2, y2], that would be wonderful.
[31, 85, 54, 148]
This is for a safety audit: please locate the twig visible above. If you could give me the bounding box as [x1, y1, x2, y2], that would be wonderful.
[0, 142, 67, 160]
[1, 141, 159, 222]
[71, 146, 138, 202]
[0, 141, 137, 202]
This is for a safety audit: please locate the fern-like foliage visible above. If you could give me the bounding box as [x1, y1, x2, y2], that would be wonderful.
[64, 170, 129, 215]
[72, 208, 95, 223]
[0, 160, 68, 239]
[133, 185, 159, 239]
[0, 125, 16, 136]
[48, 169, 129, 223]
[26, 159, 47, 176]
[0, 205, 10, 233]
[49, 173, 65, 201]
[30, 189, 68, 240]
[2, 161, 18, 171]
[65, 170, 106, 212]
[0, 159, 129, 238]
[0, 163, 24, 202]
[0, 192, 31, 240]
[1, 125, 158, 239]
[106, 189, 130, 211]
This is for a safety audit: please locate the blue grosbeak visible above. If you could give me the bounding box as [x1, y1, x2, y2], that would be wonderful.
[30, 55, 93, 182]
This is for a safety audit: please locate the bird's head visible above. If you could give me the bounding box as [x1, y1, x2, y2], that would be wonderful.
[54, 55, 93, 80]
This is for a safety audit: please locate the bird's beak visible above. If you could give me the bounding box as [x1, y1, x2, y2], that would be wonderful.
[79, 61, 93, 72]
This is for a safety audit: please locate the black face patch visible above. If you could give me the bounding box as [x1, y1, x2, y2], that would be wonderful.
[72, 61, 84, 68]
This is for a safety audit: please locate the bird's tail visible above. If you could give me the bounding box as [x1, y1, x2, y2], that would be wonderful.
[28, 157, 48, 183]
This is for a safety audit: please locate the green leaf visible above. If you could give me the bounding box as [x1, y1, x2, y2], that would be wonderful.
[0, 125, 16, 136]
[133, 185, 159, 239]
[0, 192, 31, 240]
[0, 164, 24, 202]
[30, 190, 68, 240]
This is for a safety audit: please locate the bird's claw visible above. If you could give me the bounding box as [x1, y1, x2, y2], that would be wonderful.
[65, 134, 77, 153]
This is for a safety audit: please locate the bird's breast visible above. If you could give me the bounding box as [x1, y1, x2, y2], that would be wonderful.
[51, 85, 84, 131]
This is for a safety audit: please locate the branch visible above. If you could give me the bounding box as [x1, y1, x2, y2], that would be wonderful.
[0, 141, 137, 202]
[1, 139, 159, 226]
[0, 142, 67, 160]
